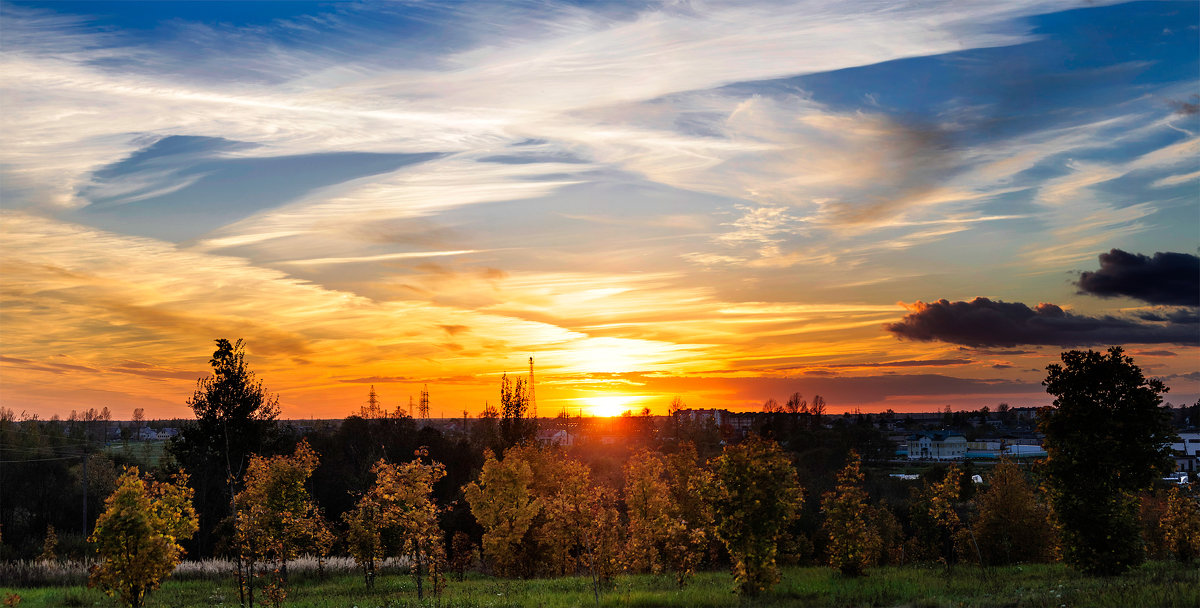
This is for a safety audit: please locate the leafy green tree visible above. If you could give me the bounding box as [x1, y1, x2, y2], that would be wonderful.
[1040, 347, 1176, 575]
[88, 468, 198, 608]
[1160, 485, 1200, 563]
[820, 452, 880, 576]
[168, 339, 282, 557]
[709, 437, 804, 596]
[970, 460, 1058, 565]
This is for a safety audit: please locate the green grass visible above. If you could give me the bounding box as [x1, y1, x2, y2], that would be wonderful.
[3, 562, 1198, 608]
[104, 440, 168, 469]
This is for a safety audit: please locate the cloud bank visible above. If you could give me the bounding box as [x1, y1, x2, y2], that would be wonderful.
[886, 297, 1198, 347]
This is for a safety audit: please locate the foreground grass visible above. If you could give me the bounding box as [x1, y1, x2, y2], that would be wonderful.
[3, 561, 1198, 608]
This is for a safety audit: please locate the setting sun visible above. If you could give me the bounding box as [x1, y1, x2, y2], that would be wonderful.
[582, 395, 643, 417]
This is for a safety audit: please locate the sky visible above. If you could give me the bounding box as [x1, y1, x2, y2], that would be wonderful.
[1, 0, 1197, 420]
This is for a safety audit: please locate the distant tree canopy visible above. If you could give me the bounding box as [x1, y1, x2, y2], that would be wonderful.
[1040, 347, 1177, 576]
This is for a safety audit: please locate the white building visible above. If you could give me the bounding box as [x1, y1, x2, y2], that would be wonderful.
[1170, 432, 1200, 472]
[907, 431, 968, 460]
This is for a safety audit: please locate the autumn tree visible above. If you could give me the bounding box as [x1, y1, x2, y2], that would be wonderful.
[1040, 347, 1176, 575]
[1160, 485, 1200, 562]
[463, 450, 540, 577]
[580, 486, 622, 605]
[624, 446, 712, 584]
[928, 464, 968, 565]
[233, 440, 329, 607]
[709, 437, 804, 596]
[820, 452, 880, 576]
[623, 449, 673, 573]
[970, 460, 1057, 565]
[344, 450, 447, 599]
[89, 468, 198, 608]
[38, 525, 57, 562]
[528, 449, 593, 577]
[661, 443, 716, 586]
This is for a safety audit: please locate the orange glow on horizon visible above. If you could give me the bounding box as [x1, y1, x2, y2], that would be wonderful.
[580, 395, 643, 417]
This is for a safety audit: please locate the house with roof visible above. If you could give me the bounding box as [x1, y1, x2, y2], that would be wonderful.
[1171, 432, 1199, 472]
[907, 431, 967, 460]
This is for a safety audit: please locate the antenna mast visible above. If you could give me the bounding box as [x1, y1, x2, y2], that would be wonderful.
[528, 356, 537, 420]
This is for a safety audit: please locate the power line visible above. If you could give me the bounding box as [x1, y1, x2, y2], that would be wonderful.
[0, 454, 87, 463]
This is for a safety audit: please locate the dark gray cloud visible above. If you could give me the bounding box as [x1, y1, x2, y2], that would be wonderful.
[957, 347, 1036, 355]
[1167, 96, 1200, 116]
[886, 297, 1199, 347]
[1076, 249, 1199, 306]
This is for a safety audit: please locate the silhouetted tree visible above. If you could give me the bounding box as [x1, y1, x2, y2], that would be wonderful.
[499, 374, 537, 449]
[168, 339, 284, 557]
[1040, 347, 1176, 576]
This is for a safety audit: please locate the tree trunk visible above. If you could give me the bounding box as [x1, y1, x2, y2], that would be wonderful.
[415, 541, 424, 600]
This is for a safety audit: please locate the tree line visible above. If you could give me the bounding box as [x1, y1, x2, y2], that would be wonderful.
[3, 341, 1199, 608]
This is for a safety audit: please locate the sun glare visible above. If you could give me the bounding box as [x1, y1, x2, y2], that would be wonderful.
[582, 395, 642, 417]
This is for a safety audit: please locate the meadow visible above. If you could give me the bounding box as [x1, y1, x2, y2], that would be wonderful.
[3, 561, 1198, 608]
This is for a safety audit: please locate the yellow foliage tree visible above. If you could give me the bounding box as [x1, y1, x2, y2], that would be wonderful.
[581, 486, 622, 605]
[38, 525, 57, 563]
[663, 443, 716, 585]
[463, 449, 540, 577]
[1160, 485, 1200, 563]
[710, 437, 804, 596]
[970, 460, 1058, 565]
[623, 449, 673, 573]
[345, 449, 447, 599]
[820, 452, 881, 576]
[88, 467, 198, 608]
[624, 446, 712, 586]
[233, 440, 329, 607]
[465, 445, 608, 579]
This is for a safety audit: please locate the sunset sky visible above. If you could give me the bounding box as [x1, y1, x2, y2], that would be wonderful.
[1, 0, 1197, 420]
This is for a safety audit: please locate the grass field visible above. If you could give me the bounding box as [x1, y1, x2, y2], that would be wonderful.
[3, 561, 1198, 608]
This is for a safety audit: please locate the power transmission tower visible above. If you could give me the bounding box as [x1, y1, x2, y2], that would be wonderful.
[418, 385, 430, 419]
[364, 385, 380, 419]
